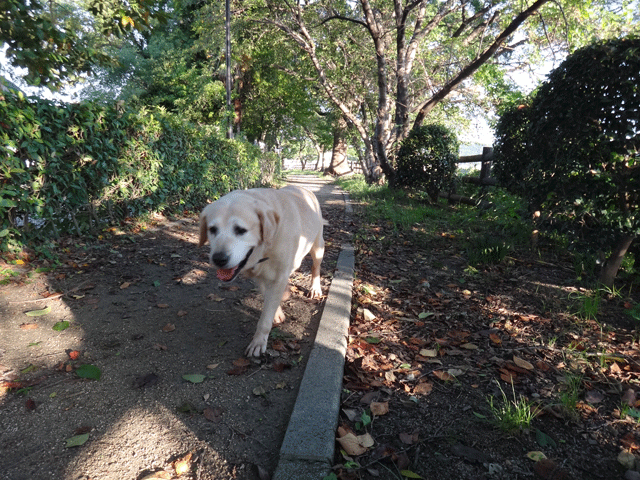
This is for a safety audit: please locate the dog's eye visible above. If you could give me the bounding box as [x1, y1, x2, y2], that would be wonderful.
[234, 226, 247, 236]
[209, 226, 218, 236]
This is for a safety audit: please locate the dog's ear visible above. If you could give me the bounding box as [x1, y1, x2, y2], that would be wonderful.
[198, 211, 209, 247]
[257, 209, 280, 247]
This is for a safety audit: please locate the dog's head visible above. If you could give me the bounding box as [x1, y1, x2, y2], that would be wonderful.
[198, 191, 279, 282]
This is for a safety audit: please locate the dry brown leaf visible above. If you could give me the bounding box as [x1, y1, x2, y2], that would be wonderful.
[460, 343, 479, 350]
[177, 310, 188, 317]
[227, 365, 248, 375]
[19, 323, 38, 330]
[413, 381, 433, 396]
[162, 323, 175, 332]
[370, 401, 389, 416]
[173, 452, 193, 476]
[336, 432, 369, 456]
[513, 356, 534, 370]
[419, 348, 437, 357]
[433, 370, 454, 382]
[140, 471, 172, 480]
[120, 282, 130, 289]
[233, 357, 251, 367]
[489, 333, 502, 345]
[157, 303, 169, 308]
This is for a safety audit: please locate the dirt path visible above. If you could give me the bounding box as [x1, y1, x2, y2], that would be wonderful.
[0, 175, 348, 480]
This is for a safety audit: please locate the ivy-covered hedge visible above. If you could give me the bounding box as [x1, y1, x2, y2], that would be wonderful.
[0, 91, 262, 250]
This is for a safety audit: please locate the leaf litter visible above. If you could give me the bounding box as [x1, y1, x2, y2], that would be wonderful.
[333, 204, 640, 480]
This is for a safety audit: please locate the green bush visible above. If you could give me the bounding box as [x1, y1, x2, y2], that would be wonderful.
[492, 102, 532, 197]
[395, 124, 459, 202]
[0, 91, 262, 251]
[492, 37, 640, 285]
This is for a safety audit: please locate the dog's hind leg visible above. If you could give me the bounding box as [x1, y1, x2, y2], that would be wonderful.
[308, 232, 324, 299]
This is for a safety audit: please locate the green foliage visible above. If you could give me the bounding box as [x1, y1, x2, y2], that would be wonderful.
[0, 92, 262, 251]
[486, 381, 539, 433]
[492, 102, 532, 197]
[0, 0, 109, 88]
[493, 37, 640, 280]
[395, 124, 459, 202]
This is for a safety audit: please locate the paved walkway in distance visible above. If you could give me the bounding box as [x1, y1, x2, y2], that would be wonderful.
[274, 175, 354, 480]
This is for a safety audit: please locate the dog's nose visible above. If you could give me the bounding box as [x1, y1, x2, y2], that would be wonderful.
[211, 252, 230, 268]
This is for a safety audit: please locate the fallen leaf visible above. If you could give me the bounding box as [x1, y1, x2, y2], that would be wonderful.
[52, 321, 70, 331]
[513, 356, 534, 371]
[157, 303, 169, 308]
[25, 306, 51, 317]
[140, 471, 172, 480]
[622, 388, 637, 407]
[399, 432, 419, 445]
[75, 364, 101, 380]
[370, 401, 389, 416]
[162, 323, 176, 332]
[120, 282, 130, 289]
[585, 389, 605, 404]
[489, 333, 502, 345]
[433, 370, 454, 382]
[419, 348, 437, 357]
[227, 365, 248, 375]
[336, 432, 368, 456]
[173, 452, 193, 476]
[19, 323, 38, 330]
[533, 459, 571, 480]
[182, 374, 205, 384]
[535, 429, 557, 448]
[527, 451, 547, 461]
[400, 470, 423, 479]
[363, 308, 376, 321]
[233, 357, 251, 367]
[65, 433, 89, 448]
[203, 406, 224, 423]
[253, 386, 267, 396]
[460, 343, 478, 350]
[134, 373, 159, 389]
[68, 350, 80, 360]
[177, 310, 188, 317]
[413, 382, 433, 396]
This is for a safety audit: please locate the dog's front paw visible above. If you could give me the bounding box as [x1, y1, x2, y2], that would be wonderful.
[308, 282, 322, 299]
[245, 335, 268, 357]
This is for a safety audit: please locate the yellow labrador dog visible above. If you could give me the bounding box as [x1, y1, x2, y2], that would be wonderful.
[199, 185, 326, 357]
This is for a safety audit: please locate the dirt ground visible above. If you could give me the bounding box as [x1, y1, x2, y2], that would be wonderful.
[332, 199, 640, 480]
[0, 175, 348, 480]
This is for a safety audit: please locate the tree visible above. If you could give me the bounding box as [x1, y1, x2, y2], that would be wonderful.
[253, 0, 638, 184]
[494, 37, 640, 286]
[0, 0, 167, 90]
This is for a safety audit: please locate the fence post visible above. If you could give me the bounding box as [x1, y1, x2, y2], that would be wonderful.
[479, 147, 493, 183]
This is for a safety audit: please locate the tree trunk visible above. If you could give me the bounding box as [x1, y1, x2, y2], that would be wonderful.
[327, 117, 351, 176]
[599, 234, 636, 287]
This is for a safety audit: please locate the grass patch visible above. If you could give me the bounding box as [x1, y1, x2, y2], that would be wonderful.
[486, 381, 540, 432]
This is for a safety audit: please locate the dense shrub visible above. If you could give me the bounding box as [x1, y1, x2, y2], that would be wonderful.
[492, 37, 640, 285]
[492, 102, 532, 197]
[395, 124, 459, 202]
[0, 91, 262, 251]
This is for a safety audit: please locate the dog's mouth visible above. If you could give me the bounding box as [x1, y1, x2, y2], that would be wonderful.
[216, 248, 253, 282]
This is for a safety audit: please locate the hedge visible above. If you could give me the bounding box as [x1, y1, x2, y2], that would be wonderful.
[0, 91, 263, 251]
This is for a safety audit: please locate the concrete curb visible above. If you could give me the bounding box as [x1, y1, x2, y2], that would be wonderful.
[273, 190, 354, 480]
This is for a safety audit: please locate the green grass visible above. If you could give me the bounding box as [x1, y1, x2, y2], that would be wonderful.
[486, 381, 540, 432]
[335, 174, 532, 264]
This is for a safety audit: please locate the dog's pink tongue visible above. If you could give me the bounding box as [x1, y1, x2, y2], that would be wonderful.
[216, 268, 236, 281]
